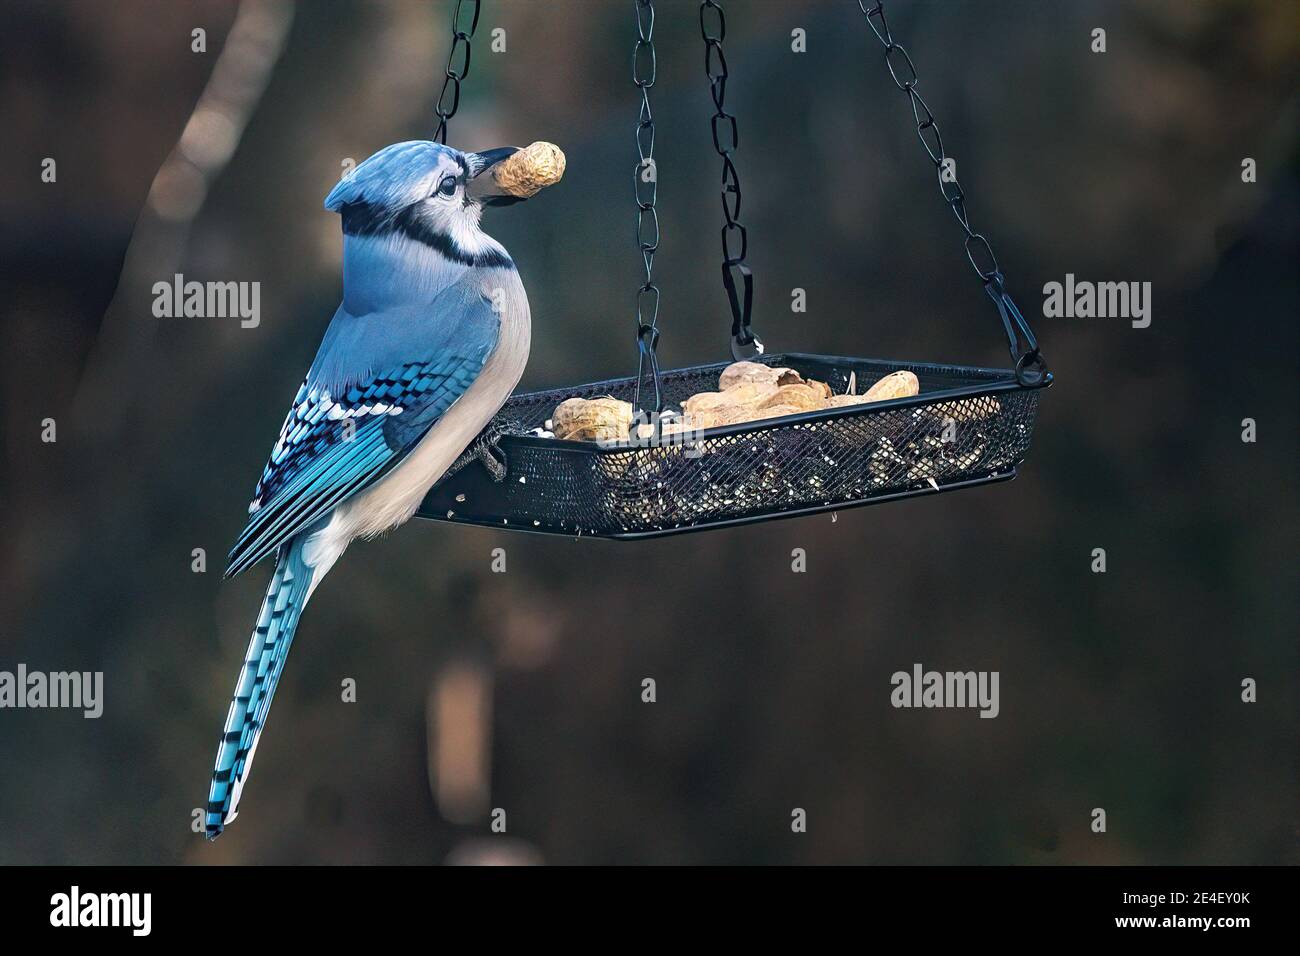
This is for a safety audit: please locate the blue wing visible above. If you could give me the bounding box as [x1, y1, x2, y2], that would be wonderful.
[226, 279, 501, 577]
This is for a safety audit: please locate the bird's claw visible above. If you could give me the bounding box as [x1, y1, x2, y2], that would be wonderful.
[477, 442, 508, 482]
[447, 420, 520, 483]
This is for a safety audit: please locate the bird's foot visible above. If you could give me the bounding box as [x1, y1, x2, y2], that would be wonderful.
[448, 420, 523, 483]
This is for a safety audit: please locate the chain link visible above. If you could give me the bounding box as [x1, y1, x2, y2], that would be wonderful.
[433, 0, 482, 144]
[700, 0, 762, 361]
[855, 1, 1046, 385]
[632, 0, 664, 416]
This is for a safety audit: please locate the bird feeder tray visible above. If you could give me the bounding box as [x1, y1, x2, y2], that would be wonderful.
[417, 352, 1045, 539]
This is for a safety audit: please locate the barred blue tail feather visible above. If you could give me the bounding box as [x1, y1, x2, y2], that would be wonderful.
[206, 536, 315, 839]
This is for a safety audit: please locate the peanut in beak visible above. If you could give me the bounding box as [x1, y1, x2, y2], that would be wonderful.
[491, 141, 566, 198]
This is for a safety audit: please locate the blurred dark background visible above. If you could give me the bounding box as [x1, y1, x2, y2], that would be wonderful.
[0, 0, 1295, 864]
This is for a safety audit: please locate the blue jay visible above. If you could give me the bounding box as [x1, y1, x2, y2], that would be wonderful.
[205, 141, 533, 839]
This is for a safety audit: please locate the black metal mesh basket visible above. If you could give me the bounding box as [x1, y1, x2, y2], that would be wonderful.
[417, 352, 1044, 539]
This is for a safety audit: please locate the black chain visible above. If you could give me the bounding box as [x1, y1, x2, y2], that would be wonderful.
[433, 0, 481, 144]
[700, 0, 762, 361]
[855, 1, 1047, 386]
[632, 0, 663, 417]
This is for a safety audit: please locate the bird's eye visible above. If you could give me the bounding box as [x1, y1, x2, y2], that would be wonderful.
[437, 177, 458, 197]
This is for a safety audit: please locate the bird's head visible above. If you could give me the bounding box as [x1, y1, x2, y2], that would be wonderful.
[324, 140, 524, 262]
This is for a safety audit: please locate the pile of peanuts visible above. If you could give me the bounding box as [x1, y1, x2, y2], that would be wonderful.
[549, 362, 921, 442]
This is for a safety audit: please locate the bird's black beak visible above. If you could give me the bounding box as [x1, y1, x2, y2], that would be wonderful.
[467, 147, 524, 207]
[469, 147, 519, 175]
